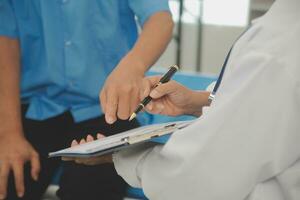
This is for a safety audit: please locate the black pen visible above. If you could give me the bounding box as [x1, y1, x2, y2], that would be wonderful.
[129, 65, 179, 121]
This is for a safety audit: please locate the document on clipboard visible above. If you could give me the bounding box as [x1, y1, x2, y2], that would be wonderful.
[49, 120, 195, 158]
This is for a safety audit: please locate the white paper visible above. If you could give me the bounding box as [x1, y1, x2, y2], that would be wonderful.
[49, 120, 194, 158]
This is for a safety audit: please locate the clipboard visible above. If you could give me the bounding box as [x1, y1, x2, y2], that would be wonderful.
[48, 120, 194, 158]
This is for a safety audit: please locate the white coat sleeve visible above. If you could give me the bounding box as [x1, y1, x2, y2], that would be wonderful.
[113, 53, 300, 200]
[113, 144, 155, 188]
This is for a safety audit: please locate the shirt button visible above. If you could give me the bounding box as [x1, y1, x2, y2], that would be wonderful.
[65, 40, 72, 46]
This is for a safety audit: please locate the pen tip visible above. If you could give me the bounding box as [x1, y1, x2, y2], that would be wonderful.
[129, 113, 136, 121]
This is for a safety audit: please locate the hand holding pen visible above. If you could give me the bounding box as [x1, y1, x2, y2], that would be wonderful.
[129, 65, 179, 121]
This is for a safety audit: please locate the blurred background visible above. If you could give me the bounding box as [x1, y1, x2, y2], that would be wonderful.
[153, 0, 275, 75]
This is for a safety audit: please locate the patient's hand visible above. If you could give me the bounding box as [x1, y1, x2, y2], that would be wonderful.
[62, 134, 113, 165]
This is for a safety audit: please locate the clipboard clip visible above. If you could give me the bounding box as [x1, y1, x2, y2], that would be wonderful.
[126, 125, 178, 145]
[121, 121, 192, 145]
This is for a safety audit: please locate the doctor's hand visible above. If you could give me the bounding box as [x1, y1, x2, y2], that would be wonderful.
[141, 76, 211, 117]
[100, 55, 145, 124]
[62, 134, 113, 165]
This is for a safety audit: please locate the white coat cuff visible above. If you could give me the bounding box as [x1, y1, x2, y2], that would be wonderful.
[113, 145, 154, 188]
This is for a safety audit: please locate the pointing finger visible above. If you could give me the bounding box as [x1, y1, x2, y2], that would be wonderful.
[105, 89, 118, 124]
[117, 88, 131, 120]
[130, 89, 140, 115]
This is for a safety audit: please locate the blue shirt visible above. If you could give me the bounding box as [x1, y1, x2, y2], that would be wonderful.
[0, 0, 170, 122]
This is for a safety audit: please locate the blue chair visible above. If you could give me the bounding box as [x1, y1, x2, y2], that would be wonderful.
[49, 70, 216, 200]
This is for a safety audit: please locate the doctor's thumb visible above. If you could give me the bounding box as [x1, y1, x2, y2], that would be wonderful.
[149, 89, 161, 99]
[150, 83, 173, 99]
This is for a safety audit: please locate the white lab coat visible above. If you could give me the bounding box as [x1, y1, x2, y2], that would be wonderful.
[113, 0, 300, 199]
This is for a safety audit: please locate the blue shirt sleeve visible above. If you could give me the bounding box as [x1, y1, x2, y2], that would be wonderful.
[128, 0, 171, 27]
[0, 0, 18, 38]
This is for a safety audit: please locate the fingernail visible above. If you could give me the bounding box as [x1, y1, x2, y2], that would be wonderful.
[80, 139, 85, 144]
[150, 90, 158, 98]
[87, 135, 93, 142]
[107, 116, 114, 124]
[18, 192, 24, 198]
[97, 133, 104, 139]
[35, 173, 39, 181]
[71, 140, 78, 146]
[0, 194, 5, 199]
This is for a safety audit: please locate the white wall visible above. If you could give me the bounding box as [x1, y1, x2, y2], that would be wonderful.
[154, 23, 246, 75]
[154, 0, 275, 75]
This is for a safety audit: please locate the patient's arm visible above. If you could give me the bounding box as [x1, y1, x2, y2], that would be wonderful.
[0, 37, 40, 198]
